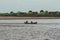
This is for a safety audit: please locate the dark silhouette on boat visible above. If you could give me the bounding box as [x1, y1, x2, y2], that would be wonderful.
[24, 21, 37, 24]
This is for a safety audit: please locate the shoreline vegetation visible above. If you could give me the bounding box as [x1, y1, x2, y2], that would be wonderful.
[0, 10, 60, 19]
[0, 10, 60, 17]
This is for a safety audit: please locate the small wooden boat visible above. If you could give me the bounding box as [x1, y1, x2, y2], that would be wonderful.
[24, 21, 37, 24]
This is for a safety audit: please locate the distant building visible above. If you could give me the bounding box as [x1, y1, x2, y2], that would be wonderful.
[28, 11, 38, 14]
[48, 11, 60, 15]
[32, 12, 38, 14]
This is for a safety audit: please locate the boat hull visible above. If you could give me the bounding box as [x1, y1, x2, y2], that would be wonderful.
[24, 21, 37, 24]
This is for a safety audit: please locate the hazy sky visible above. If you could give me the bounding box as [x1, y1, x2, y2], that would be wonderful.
[0, 0, 60, 12]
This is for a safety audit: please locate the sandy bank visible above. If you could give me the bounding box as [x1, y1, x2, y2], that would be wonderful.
[0, 17, 60, 20]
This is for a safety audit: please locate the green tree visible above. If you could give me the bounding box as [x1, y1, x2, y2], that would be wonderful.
[28, 10, 32, 12]
[40, 10, 44, 12]
[10, 11, 14, 14]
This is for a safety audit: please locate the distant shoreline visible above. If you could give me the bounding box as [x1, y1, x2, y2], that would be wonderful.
[0, 17, 60, 20]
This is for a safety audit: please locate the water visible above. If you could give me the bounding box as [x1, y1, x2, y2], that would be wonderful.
[0, 19, 60, 23]
[0, 19, 60, 40]
[0, 19, 60, 28]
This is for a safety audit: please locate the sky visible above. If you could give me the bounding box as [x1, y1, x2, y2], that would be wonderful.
[0, 0, 60, 12]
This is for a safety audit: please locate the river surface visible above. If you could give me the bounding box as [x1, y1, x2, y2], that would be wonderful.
[0, 19, 60, 28]
[0, 19, 60, 40]
[0, 19, 60, 23]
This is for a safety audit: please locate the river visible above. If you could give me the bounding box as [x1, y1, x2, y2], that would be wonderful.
[0, 19, 60, 40]
[0, 19, 60, 28]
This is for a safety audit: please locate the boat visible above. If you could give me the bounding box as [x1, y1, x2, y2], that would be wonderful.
[24, 21, 37, 24]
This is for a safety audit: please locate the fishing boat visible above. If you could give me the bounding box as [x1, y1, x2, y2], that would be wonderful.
[24, 21, 37, 24]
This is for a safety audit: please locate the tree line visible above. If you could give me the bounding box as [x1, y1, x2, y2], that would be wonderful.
[0, 10, 60, 17]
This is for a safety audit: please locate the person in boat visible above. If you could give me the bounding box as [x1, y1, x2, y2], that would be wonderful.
[31, 21, 33, 24]
[24, 21, 28, 24]
[31, 21, 37, 24]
